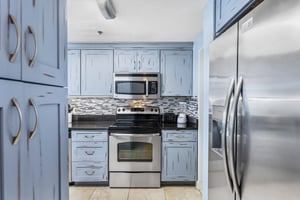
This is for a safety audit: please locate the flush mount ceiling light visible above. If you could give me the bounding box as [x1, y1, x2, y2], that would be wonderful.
[96, 0, 116, 20]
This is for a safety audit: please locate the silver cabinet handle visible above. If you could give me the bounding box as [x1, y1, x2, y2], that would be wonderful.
[85, 151, 95, 155]
[138, 60, 141, 71]
[85, 171, 95, 176]
[8, 15, 21, 63]
[12, 98, 23, 145]
[228, 77, 243, 200]
[221, 78, 235, 192]
[26, 26, 38, 67]
[84, 135, 95, 139]
[29, 98, 39, 139]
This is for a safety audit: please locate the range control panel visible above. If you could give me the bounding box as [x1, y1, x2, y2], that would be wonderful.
[116, 106, 160, 115]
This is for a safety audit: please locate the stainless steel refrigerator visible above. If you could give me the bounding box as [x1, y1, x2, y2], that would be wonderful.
[208, 0, 300, 200]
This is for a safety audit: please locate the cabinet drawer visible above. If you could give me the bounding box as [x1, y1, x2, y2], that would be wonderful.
[72, 142, 107, 162]
[162, 130, 197, 142]
[71, 130, 108, 142]
[72, 162, 107, 182]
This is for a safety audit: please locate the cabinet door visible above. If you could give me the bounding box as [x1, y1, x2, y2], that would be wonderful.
[81, 50, 114, 95]
[162, 142, 197, 181]
[22, 0, 67, 86]
[26, 83, 68, 200]
[68, 50, 81, 95]
[0, 0, 22, 79]
[0, 80, 30, 200]
[114, 49, 137, 72]
[161, 50, 193, 96]
[137, 50, 159, 72]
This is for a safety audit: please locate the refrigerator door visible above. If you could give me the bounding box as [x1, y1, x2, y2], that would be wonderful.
[208, 24, 238, 200]
[238, 0, 300, 199]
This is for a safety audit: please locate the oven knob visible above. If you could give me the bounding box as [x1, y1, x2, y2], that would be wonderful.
[117, 108, 121, 112]
[155, 109, 158, 112]
[151, 108, 154, 112]
[122, 108, 125, 112]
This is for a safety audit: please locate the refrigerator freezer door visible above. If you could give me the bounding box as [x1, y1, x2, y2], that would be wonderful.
[209, 24, 238, 200]
[238, 0, 300, 199]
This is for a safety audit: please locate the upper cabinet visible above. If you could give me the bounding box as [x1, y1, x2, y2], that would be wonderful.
[215, 0, 257, 35]
[0, 0, 67, 86]
[68, 50, 81, 96]
[81, 50, 114, 96]
[114, 49, 159, 72]
[161, 50, 193, 96]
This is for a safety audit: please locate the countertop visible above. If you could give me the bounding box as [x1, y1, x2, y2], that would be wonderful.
[69, 114, 198, 131]
[69, 120, 197, 130]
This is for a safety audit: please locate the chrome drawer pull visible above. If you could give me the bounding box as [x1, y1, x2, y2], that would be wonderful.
[85, 171, 95, 175]
[85, 151, 95, 155]
[12, 98, 23, 145]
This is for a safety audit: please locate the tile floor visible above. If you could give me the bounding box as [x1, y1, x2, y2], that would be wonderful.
[69, 186, 202, 200]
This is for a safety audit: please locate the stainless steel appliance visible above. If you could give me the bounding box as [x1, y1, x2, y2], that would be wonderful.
[108, 106, 161, 187]
[113, 72, 160, 99]
[209, 1, 300, 200]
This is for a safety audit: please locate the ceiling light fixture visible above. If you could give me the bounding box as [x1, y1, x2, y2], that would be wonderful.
[96, 0, 116, 20]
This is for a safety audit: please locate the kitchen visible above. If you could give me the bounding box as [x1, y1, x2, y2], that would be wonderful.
[1, 0, 299, 200]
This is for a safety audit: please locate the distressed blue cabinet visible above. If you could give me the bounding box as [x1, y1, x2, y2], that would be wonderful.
[215, 0, 256, 35]
[0, 80, 67, 200]
[114, 49, 159, 72]
[161, 50, 193, 96]
[162, 130, 198, 182]
[71, 130, 108, 182]
[81, 50, 114, 95]
[68, 50, 81, 95]
[0, 0, 67, 86]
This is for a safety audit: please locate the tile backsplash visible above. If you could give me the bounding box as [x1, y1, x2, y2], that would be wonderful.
[69, 97, 198, 119]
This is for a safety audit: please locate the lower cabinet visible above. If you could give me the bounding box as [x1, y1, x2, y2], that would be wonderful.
[162, 130, 198, 182]
[0, 79, 68, 200]
[71, 130, 108, 182]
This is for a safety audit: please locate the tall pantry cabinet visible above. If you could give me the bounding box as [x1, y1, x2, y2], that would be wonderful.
[0, 0, 68, 200]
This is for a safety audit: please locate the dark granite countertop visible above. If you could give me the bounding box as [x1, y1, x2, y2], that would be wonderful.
[68, 114, 198, 131]
[161, 122, 198, 130]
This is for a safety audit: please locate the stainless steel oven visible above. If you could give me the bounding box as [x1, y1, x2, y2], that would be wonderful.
[108, 106, 161, 187]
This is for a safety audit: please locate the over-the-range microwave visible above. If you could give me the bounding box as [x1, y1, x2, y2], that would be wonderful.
[113, 72, 160, 99]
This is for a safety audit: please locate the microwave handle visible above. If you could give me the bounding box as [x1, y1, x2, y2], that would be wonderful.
[146, 80, 149, 97]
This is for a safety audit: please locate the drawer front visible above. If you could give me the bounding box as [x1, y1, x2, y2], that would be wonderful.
[162, 130, 197, 142]
[72, 162, 108, 182]
[72, 142, 107, 162]
[72, 130, 108, 142]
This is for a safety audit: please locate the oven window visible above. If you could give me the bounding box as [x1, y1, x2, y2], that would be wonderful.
[115, 81, 146, 95]
[118, 142, 152, 162]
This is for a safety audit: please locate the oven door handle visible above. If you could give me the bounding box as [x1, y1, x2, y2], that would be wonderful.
[110, 133, 161, 137]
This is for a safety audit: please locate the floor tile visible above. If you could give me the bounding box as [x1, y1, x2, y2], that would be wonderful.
[128, 188, 165, 200]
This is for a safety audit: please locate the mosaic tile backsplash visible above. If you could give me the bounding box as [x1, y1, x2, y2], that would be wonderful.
[69, 97, 198, 119]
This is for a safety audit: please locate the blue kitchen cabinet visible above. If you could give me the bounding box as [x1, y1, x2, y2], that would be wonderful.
[21, 0, 67, 86]
[0, 80, 68, 200]
[71, 130, 108, 182]
[81, 50, 114, 96]
[162, 130, 198, 182]
[0, 0, 67, 86]
[0, 0, 22, 80]
[215, 0, 256, 35]
[114, 49, 159, 72]
[160, 50, 193, 96]
[68, 50, 81, 95]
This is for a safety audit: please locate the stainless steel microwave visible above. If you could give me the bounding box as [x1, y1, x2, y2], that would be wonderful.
[113, 72, 160, 99]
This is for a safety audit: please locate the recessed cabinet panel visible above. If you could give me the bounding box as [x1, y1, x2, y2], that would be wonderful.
[68, 50, 81, 95]
[81, 50, 114, 95]
[114, 49, 159, 72]
[161, 50, 193, 96]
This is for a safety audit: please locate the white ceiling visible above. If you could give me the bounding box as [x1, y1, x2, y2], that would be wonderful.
[67, 0, 207, 43]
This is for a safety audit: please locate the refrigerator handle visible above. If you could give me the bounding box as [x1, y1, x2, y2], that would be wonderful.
[221, 78, 235, 192]
[228, 77, 243, 200]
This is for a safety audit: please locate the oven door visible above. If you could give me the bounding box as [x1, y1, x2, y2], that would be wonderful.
[109, 133, 161, 172]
